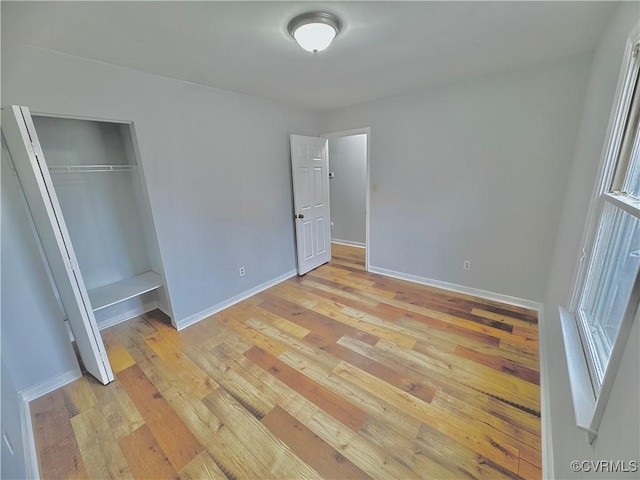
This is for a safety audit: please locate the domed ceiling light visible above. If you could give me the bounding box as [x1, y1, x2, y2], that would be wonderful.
[287, 12, 342, 53]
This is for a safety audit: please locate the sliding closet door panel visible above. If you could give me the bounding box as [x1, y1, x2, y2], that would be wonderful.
[2, 106, 113, 384]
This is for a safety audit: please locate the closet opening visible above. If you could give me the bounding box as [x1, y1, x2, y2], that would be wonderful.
[3, 105, 173, 384]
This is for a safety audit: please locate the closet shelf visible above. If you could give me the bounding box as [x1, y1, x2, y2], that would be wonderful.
[49, 164, 137, 173]
[88, 271, 163, 311]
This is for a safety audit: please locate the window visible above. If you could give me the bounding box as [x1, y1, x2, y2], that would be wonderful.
[561, 37, 640, 443]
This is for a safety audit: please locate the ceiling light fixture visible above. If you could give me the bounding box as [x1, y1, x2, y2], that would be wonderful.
[287, 12, 342, 53]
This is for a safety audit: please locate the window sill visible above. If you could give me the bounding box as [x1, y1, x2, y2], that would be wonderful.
[559, 307, 598, 443]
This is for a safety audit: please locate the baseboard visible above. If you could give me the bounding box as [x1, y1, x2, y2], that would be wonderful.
[20, 367, 82, 402]
[331, 239, 366, 248]
[19, 367, 82, 480]
[368, 265, 543, 311]
[97, 300, 159, 331]
[157, 301, 172, 317]
[64, 301, 161, 341]
[537, 307, 555, 479]
[19, 397, 39, 480]
[176, 270, 297, 331]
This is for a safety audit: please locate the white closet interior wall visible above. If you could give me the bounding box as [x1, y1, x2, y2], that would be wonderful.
[32, 115, 171, 329]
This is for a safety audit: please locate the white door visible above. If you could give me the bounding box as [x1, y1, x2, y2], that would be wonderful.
[2, 106, 114, 384]
[290, 135, 331, 275]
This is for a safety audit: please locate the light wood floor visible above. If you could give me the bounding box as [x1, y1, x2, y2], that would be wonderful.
[31, 244, 541, 479]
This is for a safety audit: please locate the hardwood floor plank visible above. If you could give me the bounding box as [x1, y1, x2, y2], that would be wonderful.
[430, 389, 541, 460]
[70, 406, 132, 479]
[357, 416, 458, 479]
[117, 365, 203, 470]
[378, 339, 540, 413]
[182, 342, 275, 417]
[245, 346, 368, 431]
[278, 348, 423, 441]
[262, 406, 371, 480]
[60, 376, 98, 418]
[305, 332, 436, 404]
[257, 292, 380, 345]
[163, 386, 273, 479]
[30, 390, 89, 479]
[415, 422, 521, 480]
[144, 332, 217, 399]
[102, 329, 137, 373]
[339, 335, 542, 435]
[32, 245, 540, 480]
[300, 278, 504, 349]
[119, 425, 179, 480]
[455, 345, 540, 385]
[519, 457, 542, 480]
[305, 407, 420, 479]
[332, 361, 520, 472]
[89, 377, 145, 440]
[471, 308, 538, 329]
[202, 388, 323, 479]
[272, 285, 417, 348]
[219, 310, 289, 357]
[242, 315, 341, 370]
[179, 451, 228, 480]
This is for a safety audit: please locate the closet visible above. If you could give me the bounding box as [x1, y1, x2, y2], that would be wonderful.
[2, 105, 172, 385]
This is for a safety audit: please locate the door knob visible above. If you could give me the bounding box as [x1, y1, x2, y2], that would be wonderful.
[297, 214, 305, 219]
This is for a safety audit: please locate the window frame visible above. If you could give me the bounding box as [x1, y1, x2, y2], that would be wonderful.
[561, 29, 640, 444]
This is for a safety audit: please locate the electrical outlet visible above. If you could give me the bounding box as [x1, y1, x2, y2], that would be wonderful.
[463, 260, 471, 271]
[239, 267, 246, 276]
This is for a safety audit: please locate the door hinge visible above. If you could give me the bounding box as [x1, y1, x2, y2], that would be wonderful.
[26, 141, 42, 157]
[633, 43, 640, 58]
[65, 258, 79, 271]
[100, 351, 109, 364]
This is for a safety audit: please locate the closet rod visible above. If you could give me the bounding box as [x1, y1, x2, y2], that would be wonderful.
[48, 165, 138, 173]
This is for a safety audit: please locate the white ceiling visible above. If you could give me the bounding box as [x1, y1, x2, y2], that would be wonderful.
[2, 1, 617, 111]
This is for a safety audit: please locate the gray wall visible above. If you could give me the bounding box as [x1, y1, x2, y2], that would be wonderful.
[1, 152, 79, 391]
[1, 363, 27, 480]
[1, 40, 318, 478]
[319, 55, 591, 302]
[2, 43, 320, 326]
[544, 3, 640, 478]
[328, 134, 367, 245]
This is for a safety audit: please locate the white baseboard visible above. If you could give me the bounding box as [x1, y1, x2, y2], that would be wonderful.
[176, 270, 297, 331]
[331, 239, 366, 248]
[368, 265, 543, 312]
[97, 300, 159, 331]
[537, 307, 555, 479]
[19, 367, 82, 480]
[20, 368, 82, 402]
[64, 301, 160, 342]
[158, 301, 172, 317]
[19, 397, 39, 480]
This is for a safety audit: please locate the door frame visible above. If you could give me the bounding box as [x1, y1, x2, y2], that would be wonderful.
[321, 127, 371, 272]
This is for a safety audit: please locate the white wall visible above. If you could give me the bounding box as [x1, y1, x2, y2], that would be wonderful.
[544, 3, 640, 478]
[319, 54, 591, 302]
[328, 134, 367, 245]
[1, 43, 320, 326]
